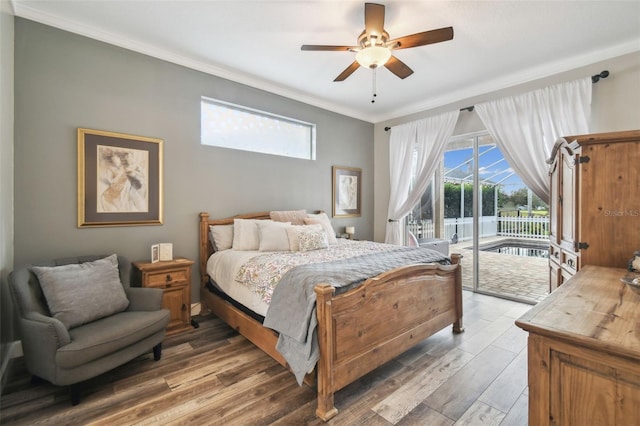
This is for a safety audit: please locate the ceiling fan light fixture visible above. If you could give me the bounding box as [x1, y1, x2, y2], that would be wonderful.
[301, 3, 453, 82]
[356, 46, 391, 69]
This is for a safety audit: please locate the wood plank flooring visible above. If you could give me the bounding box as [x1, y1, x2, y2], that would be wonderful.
[1, 291, 533, 425]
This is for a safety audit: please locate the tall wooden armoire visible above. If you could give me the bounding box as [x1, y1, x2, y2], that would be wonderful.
[547, 129, 640, 291]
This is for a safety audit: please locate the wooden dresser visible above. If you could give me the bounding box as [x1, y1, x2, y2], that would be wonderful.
[547, 129, 640, 291]
[516, 266, 640, 425]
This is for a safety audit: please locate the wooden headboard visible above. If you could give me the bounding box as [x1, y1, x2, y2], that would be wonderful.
[198, 211, 271, 287]
[199, 210, 327, 287]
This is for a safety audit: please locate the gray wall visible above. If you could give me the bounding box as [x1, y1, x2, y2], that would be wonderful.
[373, 52, 640, 242]
[13, 18, 374, 304]
[1, 8, 15, 375]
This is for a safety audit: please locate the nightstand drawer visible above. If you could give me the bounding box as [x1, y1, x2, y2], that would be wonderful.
[145, 269, 189, 287]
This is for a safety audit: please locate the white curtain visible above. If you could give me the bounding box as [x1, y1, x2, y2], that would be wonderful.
[475, 77, 591, 203]
[385, 110, 459, 245]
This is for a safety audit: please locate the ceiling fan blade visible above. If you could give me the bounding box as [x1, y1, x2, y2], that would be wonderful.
[385, 56, 414, 79]
[364, 3, 385, 35]
[301, 45, 357, 51]
[389, 27, 454, 50]
[334, 61, 361, 82]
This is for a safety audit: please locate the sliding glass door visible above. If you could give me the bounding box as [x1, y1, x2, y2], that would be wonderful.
[442, 135, 476, 290]
[440, 132, 548, 303]
[407, 130, 548, 303]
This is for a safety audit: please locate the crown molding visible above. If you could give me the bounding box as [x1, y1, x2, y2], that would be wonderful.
[3, 1, 16, 15]
[375, 39, 640, 123]
[11, 1, 372, 123]
[12, 1, 640, 125]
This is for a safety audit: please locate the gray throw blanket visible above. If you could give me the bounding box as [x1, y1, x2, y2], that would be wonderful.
[262, 246, 449, 385]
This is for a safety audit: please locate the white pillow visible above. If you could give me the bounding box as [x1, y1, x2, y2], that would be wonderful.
[304, 212, 338, 245]
[286, 224, 323, 251]
[209, 225, 234, 251]
[257, 221, 291, 252]
[298, 228, 329, 252]
[233, 219, 271, 251]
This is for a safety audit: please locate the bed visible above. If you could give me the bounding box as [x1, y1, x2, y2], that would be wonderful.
[198, 211, 463, 421]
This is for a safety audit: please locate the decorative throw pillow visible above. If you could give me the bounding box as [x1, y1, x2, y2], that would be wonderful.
[257, 221, 292, 252]
[233, 219, 271, 251]
[32, 254, 129, 330]
[270, 210, 308, 226]
[298, 228, 329, 252]
[286, 224, 323, 251]
[304, 212, 338, 245]
[209, 224, 234, 251]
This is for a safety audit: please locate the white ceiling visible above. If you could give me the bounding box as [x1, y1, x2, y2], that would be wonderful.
[9, 1, 640, 123]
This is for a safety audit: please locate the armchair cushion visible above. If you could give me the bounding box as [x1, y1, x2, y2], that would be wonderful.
[32, 254, 129, 330]
[57, 310, 169, 369]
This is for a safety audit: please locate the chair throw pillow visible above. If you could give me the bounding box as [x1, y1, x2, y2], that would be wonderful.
[32, 254, 130, 330]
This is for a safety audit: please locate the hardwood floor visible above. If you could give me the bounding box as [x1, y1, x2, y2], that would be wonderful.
[1, 291, 532, 425]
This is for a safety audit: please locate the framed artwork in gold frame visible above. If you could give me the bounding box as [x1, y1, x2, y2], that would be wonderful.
[332, 166, 362, 218]
[77, 128, 163, 227]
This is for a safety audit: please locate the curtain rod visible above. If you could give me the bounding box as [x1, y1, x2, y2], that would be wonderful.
[384, 70, 609, 132]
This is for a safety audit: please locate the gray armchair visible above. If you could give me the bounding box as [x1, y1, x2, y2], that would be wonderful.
[9, 255, 170, 404]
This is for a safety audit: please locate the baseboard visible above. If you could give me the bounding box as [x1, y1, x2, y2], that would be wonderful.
[0, 341, 21, 395]
[191, 302, 201, 316]
[11, 340, 22, 358]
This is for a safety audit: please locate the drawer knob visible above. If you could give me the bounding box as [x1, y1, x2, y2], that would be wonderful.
[166, 274, 173, 283]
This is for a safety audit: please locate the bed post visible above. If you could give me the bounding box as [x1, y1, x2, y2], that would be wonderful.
[314, 283, 338, 421]
[450, 253, 465, 334]
[199, 212, 210, 313]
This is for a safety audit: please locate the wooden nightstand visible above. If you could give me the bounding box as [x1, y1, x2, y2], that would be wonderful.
[133, 257, 195, 335]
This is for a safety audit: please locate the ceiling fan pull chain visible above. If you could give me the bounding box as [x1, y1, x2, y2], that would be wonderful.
[371, 67, 377, 103]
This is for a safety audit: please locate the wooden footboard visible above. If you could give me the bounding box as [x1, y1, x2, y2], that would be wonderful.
[314, 254, 462, 420]
[199, 212, 463, 422]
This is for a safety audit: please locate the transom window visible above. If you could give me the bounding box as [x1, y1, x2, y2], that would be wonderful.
[201, 97, 316, 160]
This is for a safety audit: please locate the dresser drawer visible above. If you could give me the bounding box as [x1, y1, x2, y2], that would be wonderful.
[562, 250, 579, 274]
[145, 268, 189, 287]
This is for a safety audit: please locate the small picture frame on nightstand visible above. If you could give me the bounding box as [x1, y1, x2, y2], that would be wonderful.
[151, 244, 160, 263]
[159, 243, 173, 261]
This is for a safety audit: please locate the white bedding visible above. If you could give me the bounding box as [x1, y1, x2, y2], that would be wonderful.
[206, 249, 270, 316]
[206, 239, 398, 317]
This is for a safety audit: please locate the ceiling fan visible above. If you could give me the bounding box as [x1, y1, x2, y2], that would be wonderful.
[301, 2, 454, 82]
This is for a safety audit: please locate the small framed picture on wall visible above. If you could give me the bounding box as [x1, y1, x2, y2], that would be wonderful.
[332, 166, 362, 218]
